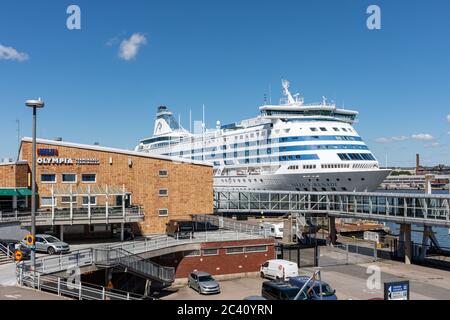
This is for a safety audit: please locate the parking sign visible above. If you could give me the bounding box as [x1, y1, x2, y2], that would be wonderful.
[384, 281, 409, 300]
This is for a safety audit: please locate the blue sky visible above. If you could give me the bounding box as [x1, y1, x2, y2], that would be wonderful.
[0, 0, 449, 167]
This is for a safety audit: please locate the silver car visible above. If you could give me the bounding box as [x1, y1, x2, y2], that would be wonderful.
[30, 234, 70, 255]
[188, 271, 221, 295]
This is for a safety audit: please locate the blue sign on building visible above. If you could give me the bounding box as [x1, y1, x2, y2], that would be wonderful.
[384, 281, 410, 300]
[38, 148, 59, 157]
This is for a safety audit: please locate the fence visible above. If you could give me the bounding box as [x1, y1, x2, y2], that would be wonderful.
[276, 243, 318, 268]
[318, 242, 377, 267]
[192, 214, 264, 235]
[16, 265, 142, 300]
[21, 230, 264, 276]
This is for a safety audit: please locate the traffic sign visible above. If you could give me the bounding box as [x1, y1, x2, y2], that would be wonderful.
[25, 234, 34, 246]
[15, 250, 23, 262]
[384, 281, 409, 300]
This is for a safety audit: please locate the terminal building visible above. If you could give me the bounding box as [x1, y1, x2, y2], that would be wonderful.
[0, 137, 213, 238]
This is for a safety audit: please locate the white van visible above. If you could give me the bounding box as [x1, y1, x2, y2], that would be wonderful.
[260, 259, 299, 281]
[261, 222, 284, 239]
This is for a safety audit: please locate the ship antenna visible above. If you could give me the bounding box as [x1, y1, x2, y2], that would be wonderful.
[281, 79, 296, 104]
[189, 108, 192, 133]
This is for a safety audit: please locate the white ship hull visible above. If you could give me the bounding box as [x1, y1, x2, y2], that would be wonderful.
[214, 169, 390, 192]
[137, 81, 391, 192]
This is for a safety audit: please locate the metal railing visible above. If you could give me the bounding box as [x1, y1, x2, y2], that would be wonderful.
[17, 265, 142, 300]
[20, 229, 266, 280]
[214, 189, 450, 227]
[192, 214, 263, 234]
[94, 247, 175, 284]
[0, 206, 144, 225]
[0, 242, 14, 262]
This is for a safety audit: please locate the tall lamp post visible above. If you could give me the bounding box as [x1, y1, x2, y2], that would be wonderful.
[25, 98, 44, 282]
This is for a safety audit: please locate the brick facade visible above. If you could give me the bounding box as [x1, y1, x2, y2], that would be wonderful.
[16, 139, 213, 234]
[0, 163, 29, 188]
[152, 238, 276, 278]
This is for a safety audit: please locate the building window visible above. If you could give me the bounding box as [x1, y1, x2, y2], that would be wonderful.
[81, 174, 96, 183]
[41, 197, 55, 207]
[61, 196, 77, 204]
[82, 196, 97, 206]
[159, 170, 168, 177]
[226, 247, 244, 255]
[202, 249, 219, 256]
[158, 208, 168, 217]
[62, 173, 77, 183]
[158, 189, 168, 197]
[41, 174, 56, 183]
[245, 245, 268, 253]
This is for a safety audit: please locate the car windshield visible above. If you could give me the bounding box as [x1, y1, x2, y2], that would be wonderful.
[198, 276, 214, 282]
[44, 236, 60, 243]
[312, 284, 335, 296]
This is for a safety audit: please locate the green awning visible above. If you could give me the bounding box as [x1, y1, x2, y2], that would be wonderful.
[0, 188, 34, 196]
[17, 188, 33, 196]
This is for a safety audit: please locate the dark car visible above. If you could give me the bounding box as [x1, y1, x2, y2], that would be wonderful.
[0, 239, 31, 260]
[166, 220, 194, 239]
[261, 281, 308, 300]
[288, 276, 338, 300]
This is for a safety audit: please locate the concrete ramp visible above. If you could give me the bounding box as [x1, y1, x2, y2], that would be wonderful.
[0, 222, 30, 241]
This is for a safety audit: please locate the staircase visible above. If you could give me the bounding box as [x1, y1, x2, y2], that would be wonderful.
[93, 248, 175, 286]
[0, 244, 13, 266]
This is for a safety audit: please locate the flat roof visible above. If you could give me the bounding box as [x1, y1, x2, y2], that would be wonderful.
[0, 160, 28, 167]
[20, 137, 212, 167]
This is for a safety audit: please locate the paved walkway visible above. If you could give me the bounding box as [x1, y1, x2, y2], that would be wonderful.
[0, 263, 16, 287]
[0, 285, 67, 300]
[301, 260, 450, 300]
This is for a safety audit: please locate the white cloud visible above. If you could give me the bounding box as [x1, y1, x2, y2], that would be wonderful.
[119, 33, 147, 61]
[375, 136, 409, 144]
[424, 142, 441, 148]
[411, 133, 434, 141]
[391, 136, 408, 141]
[0, 44, 29, 61]
[375, 137, 392, 143]
[447, 114, 450, 122]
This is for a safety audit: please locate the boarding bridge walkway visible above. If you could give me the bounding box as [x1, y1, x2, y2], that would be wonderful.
[0, 206, 144, 226]
[19, 229, 265, 285]
[214, 189, 450, 227]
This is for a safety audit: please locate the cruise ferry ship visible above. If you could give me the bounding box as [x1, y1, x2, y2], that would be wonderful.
[135, 80, 390, 191]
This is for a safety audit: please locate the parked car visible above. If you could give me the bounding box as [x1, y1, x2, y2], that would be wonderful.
[260, 259, 299, 281]
[288, 276, 338, 300]
[243, 296, 268, 300]
[166, 220, 194, 239]
[23, 234, 70, 255]
[261, 281, 308, 300]
[0, 239, 31, 260]
[188, 271, 221, 295]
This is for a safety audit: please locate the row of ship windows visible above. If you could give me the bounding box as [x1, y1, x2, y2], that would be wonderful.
[172, 144, 368, 160]
[291, 163, 378, 170]
[206, 152, 375, 165]
[220, 127, 354, 141]
[337, 153, 376, 161]
[288, 164, 351, 170]
[164, 136, 364, 154]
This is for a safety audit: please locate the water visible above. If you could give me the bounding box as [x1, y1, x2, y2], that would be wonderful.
[379, 189, 450, 249]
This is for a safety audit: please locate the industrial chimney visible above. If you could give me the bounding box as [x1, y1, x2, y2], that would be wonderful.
[416, 154, 420, 175]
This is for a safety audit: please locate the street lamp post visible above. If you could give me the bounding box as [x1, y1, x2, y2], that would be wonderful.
[25, 98, 44, 283]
